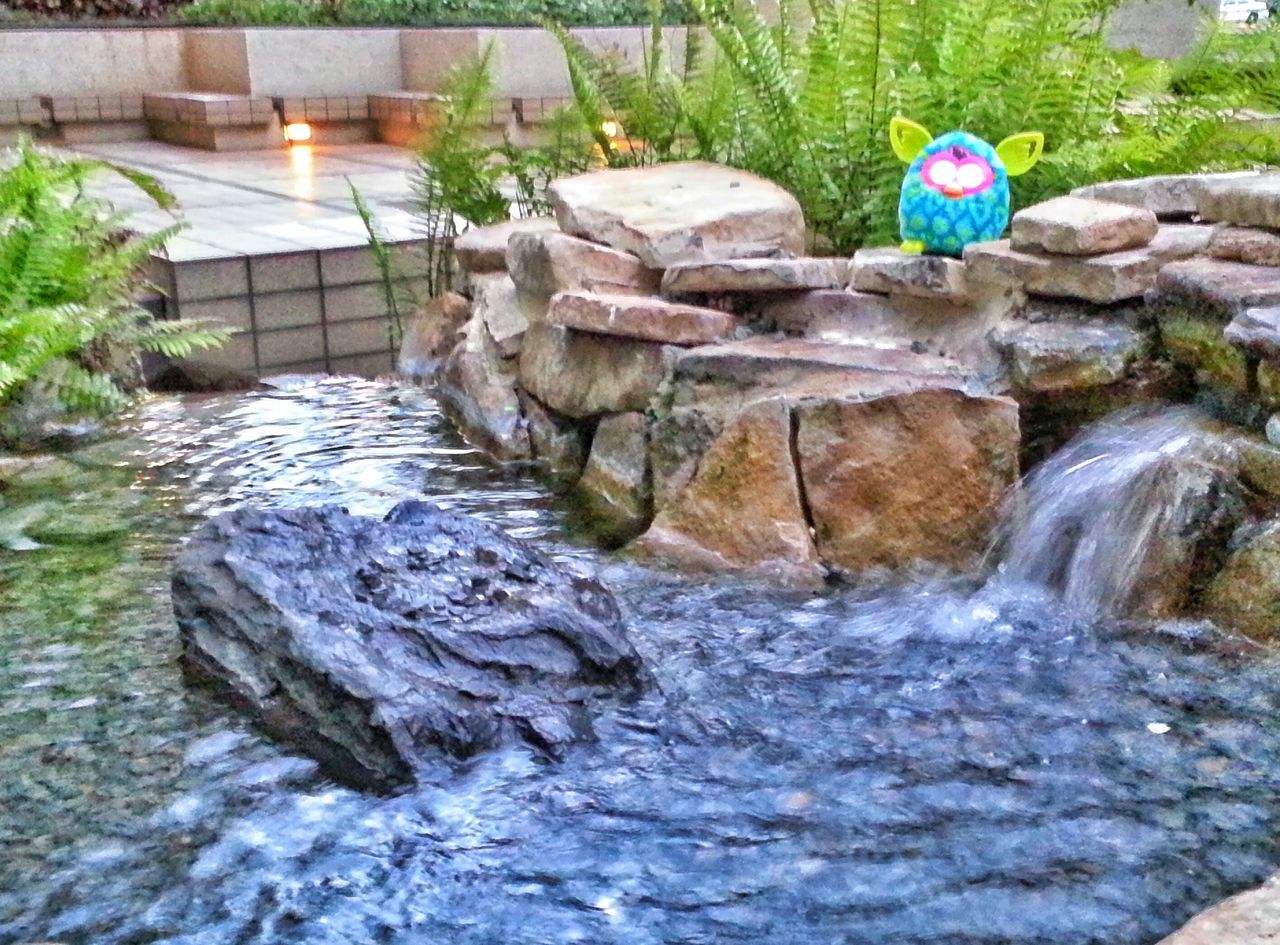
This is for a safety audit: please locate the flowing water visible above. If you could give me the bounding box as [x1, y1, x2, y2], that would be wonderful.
[2, 378, 1280, 945]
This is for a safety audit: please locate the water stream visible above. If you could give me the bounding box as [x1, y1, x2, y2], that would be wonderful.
[2, 378, 1280, 945]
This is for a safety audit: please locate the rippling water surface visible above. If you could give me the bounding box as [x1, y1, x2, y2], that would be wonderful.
[2, 376, 1279, 945]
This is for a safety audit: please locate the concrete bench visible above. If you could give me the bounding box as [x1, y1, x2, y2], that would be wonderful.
[43, 94, 146, 144]
[0, 98, 48, 145]
[143, 92, 280, 151]
[276, 95, 373, 145]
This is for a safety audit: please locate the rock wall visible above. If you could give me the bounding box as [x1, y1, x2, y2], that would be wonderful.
[400, 164, 1280, 607]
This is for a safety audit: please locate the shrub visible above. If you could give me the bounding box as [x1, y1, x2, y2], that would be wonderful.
[0, 140, 228, 421]
[550, 0, 1280, 253]
[177, 0, 693, 26]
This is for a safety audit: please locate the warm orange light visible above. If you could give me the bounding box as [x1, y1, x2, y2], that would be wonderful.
[284, 122, 313, 143]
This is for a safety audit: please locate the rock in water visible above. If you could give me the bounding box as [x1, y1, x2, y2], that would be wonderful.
[172, 500, 644, 790]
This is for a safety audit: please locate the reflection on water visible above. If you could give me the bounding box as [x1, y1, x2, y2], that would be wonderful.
[2, 377, 1279, 945]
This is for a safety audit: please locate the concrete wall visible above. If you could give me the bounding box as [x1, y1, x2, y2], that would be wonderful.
[242, 28, 404, 96]
[1108, 0, 1218, 60]
[184, 29, 252, 94]
[0, 29, 186, 97]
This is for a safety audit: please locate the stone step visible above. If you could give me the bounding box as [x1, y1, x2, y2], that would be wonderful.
[1010, 195, 1158, 256]
[547, 291, 738, 347]
[1071, 172, 1257, 219]
[1224, 307, 1280, 358]
[1155, 258, 1280, 318]
[661, 257, 850, 294]
[964, 225, 1212, 303]
[1208, 226, 1280, 268]
[508, 233, 659, 300]
[1198, 173, 1280, 230]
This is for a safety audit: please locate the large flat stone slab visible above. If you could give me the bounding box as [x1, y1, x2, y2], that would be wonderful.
[964, 225, 1212, 303]
[454, 217, 558, 274]
[1157, 873, 1280, 945]
[795, 387, 1020, 574]
[851, 248, 969, 300]
[1010, 195, 1158, 256]
[507, 231, 660, 301]
[518, 323, 676, 419]
[673, 336, 964, 388]
[661, 257, 850, 294]
[1155, 258, 1280, 318]
[548, 162, 806, 268]
[1198, 173, 1280, 229]
[1208, 226, 1280, 268]
[991, 319, 1147, 393]
[634, 399, 824, 589]
[547, 291, 739, 346]
[1072, 172, 1258, 218]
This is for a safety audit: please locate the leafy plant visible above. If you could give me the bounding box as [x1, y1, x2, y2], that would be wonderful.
[549, 0, 1280, 253]
[0, 139, 228, 420]
[349, 180, 416, 353]
[410, 45, 594, 294]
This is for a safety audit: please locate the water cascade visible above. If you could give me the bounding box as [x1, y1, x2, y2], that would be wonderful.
[996, 406, 1242, 618]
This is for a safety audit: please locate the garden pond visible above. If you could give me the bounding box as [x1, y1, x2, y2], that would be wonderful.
[2, 376, 1280, 945]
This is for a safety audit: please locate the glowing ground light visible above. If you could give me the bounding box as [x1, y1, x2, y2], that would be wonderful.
[600, 120, 622, 140]
[284, 122, 313, 143]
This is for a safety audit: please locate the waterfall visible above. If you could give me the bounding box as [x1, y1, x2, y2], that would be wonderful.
[996, 406, 1242, 618]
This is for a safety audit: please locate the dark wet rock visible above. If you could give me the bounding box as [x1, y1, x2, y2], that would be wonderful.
[1203, 521, 1280, 641]
[519, 391, 591, 486]
[576, 412, 652, 546]
[397, 291, 471, 382]
[436, 316, 530, 460]
[172, 500, 644, 790]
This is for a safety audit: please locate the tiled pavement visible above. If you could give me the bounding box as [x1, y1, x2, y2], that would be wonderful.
[71, 140, 433, 378]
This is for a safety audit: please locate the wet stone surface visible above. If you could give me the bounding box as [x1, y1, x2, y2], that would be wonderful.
[1, 377, 1280, 945]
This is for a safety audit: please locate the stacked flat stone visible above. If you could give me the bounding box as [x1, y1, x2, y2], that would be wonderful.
[401, 160, 1024, 588]
[963, 194, 1211, 305]
[1150, 174, 1280, 406]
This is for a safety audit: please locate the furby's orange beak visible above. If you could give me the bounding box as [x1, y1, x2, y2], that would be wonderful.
[943, 182, 965, 199]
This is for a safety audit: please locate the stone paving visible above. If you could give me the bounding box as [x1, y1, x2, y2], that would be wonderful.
[73, 140, 430, 378]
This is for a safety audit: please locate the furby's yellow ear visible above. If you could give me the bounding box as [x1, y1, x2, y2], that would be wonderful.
[995, 132, 1045, 176]
[890, 116, 933, 163]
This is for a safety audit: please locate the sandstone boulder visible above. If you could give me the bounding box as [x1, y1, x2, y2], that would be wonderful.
[661, 257, 849, 294]
[1158, 873, 1280, 945]
[454, 216, 557, 273]
[634, 398, 825, 589]
[172, 501, 644, 790]
[436, 317, 530, 459]
[795, 387, 1021, 575]
[1071, 172, 1257, 218]
[548, 291, 739, 346]
[548, 162, 806, 268]
[576, 412, 652, 545]
[399, 294, 473, 383]
[1010, 195, 1158, 256]
[507, 230, 660, 303]
[1198, 172, 1280, 230]
[851, 247, 969, 300]
[518, 323, 677, 419]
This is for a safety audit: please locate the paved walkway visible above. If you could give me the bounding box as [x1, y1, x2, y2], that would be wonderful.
[74, 140, 424, 258]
